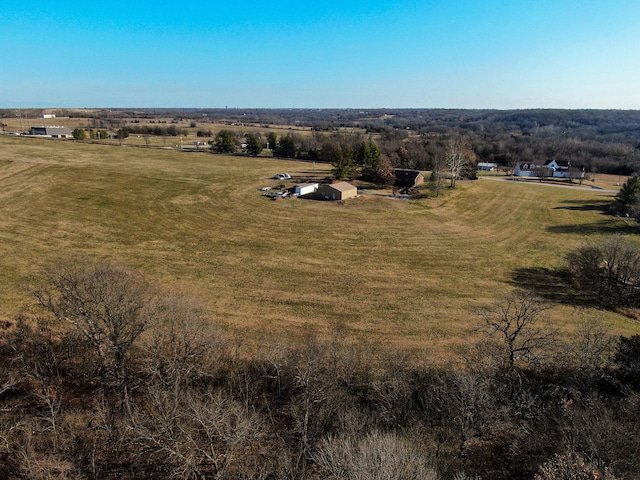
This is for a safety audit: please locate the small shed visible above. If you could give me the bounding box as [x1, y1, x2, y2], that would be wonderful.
[316, 182, 357, 201]
[394, 169, 424, 188]
[294, 183, 319, 196]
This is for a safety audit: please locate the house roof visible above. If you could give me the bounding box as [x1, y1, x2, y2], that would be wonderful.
[544, 159, 571, 167]
[394, 169, 424, 180]
[394, 169, 424, 187]
[324, 181, 356, 192]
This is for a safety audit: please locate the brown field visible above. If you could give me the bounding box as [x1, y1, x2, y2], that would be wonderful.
[0, 111, 320, 149]
[0, 134, 638, 363]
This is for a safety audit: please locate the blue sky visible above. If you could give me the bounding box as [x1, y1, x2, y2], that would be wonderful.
[1, 0, 639, 108]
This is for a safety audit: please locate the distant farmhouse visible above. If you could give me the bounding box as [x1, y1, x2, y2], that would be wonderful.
[514, 160, 584, 179]
[29, 126, 72, 138]
[477, 162, 498, 171]
[394, 169, 425, 188]
[316, 182, 357, 201]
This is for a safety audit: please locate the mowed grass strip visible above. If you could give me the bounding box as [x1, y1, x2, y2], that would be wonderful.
[0, 135, 638, 362]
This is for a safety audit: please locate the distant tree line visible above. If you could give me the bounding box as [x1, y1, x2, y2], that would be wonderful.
[178, 108, 640, 175]
[120, 124, 188, 137]
[7, 107, 639, 175]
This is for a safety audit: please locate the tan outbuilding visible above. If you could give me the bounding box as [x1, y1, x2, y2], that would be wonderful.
[316, 181, 357, 201]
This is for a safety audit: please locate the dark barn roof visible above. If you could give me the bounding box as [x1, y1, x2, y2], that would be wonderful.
[394, 169, 424, 187]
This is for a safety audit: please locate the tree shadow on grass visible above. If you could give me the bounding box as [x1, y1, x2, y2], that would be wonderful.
[547, 220, 638, 235]
[509, 266, 595, 308]
[548, 198, 639, 234]
[552, 198, 612, 213]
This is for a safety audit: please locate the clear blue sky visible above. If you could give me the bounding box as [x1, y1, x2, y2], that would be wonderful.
[2, 0, 639, 109]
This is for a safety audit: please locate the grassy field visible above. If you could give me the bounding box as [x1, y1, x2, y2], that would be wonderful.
[1, 134, 638, 362]
[0, 113, 319, 149]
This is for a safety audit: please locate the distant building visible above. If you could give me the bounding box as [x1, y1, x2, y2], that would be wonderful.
[29, 126, 71, 138]
[41, 114, 56, 119]
[316, 182, 358, 201]
[514, 160, 584, 179]
[477, 162, 498, 171]
[394, 169, 425, 188]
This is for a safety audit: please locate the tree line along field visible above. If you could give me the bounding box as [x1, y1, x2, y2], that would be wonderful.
[0, 134, 638, 363]
[0, 111, 318, 150]
[4, 108, 640, 176]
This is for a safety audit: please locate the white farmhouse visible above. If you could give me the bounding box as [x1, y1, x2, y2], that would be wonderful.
[514, 160, 583, 179]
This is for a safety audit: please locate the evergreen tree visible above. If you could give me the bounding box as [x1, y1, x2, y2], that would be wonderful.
[245, 133, 263, 156]
[356, 139, 380, 168]
[274, 134, 296, 158]
[615, 175, 640, 217]
[212, 129, 236, 153]
[72, 128, 86, 140]
[266, 132, 278, 151]
[331, 146, 357, 180]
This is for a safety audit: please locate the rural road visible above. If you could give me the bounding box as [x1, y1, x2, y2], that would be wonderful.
[479, 175, 619, 194]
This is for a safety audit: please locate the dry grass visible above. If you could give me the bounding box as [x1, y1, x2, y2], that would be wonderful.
[0, 113, 316, 149]
[1, 135, 638, 363]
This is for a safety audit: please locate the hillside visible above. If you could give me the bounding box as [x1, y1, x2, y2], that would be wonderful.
[0, 135, 638, 361]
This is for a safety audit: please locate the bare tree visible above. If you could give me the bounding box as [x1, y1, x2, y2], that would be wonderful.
[143, 292, 222, 395]
[130, 387, 264, 479]
[14, 421, 78, 480]
[292, 335, 328, 469]
[33, 255, 153, 387]
[567, 236, 640, 308]
[450, 370, 493, 453]
[572, 318, 616, 371]
[312, 431, 439, 480]
[478, 291, 556, 370]
[534, 451, 619, 480]
[430, 153, 446, 197]
[444, 136, 475, 188]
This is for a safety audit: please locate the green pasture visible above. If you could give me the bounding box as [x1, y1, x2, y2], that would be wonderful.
[0, 135, 637, 362]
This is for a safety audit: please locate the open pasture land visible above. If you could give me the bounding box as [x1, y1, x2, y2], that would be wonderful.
[0, 135, 638, 361]
[0, 111, 318, 149]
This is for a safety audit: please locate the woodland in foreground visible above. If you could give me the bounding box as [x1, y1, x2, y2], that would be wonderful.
[1, 254, 640, 480]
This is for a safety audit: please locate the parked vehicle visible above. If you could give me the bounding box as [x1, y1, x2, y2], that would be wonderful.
[273, 173, 291, 180]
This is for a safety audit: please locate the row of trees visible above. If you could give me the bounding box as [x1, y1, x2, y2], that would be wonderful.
[1, 254, 640, 479]
[172, 108, 640, 175]
[116, 124, 188, 137]
[71, 125, 188, 140]
[21, 108, 638, 175]
[210, 129, 477, 188]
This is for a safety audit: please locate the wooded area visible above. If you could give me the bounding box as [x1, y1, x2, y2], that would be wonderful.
[1, 255, 640, 479]
[4, 108, 639, 175]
